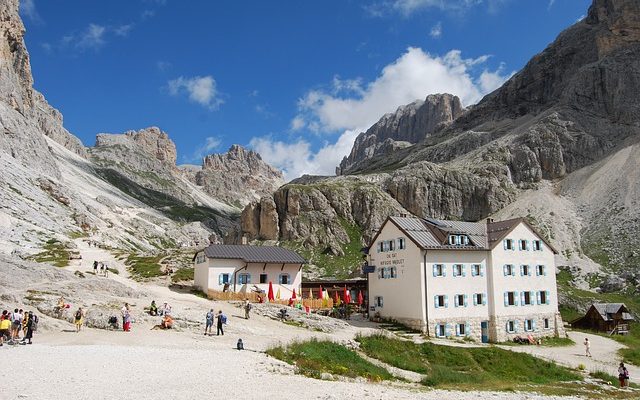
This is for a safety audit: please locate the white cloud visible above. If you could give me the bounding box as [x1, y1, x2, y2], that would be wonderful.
[547, 0, 555, 10]
[20, 0, 41, 22]
[392, 0, 481, 15]
[293, 47, 512, 133]
[77, 24, 106, 50]
[167, 75, 223, 110]
[114, 24, 133, 37]
[290, 116, 305, 131]
[156, 61, 172, 72]
[430, 22, 442, 38]
[188, 136, 222, 162]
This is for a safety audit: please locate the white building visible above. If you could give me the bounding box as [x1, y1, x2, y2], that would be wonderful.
[194, 244, 305, 297]
[367, 216, 565, 343]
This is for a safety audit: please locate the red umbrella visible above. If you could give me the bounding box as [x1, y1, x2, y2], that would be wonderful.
[334, 290, 340, 304]
[267, 281, 274, 302]
[343, 286, 349, 303]
[357, 290, 364, 306]
[346, 289, 352, 304]
[291, 288, 297, 300]
[318, 285, 323, 300]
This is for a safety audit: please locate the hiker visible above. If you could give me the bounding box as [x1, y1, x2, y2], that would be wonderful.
[216, 310, 226, 336]
[11, 308, 23, 342]
[149, 301, 158, 316]
[21, 313, 34, 345]
[244, 300, 252, 320]
[100, 262, 106, 276]
[584, 337, 591, 357]
[256, 294, 263, 304]
[74, 308, 84, 333]
[93, 260, 98, 274]
[160, 302, 172, 316]
[152, 315, 173, 330]
[0, 310, 10, 346]
[205, 309, 214, 335]
[619, 362, 630, 387]
[122, 304, 131, 332]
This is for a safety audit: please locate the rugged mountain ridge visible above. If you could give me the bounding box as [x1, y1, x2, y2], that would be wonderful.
[241, 0, 640, 282]
[337, 94, 464, 175]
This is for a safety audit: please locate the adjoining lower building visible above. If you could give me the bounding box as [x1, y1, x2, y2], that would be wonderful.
[570, 303, 634, 334]
[193, 244, 305, 297]
[367, 215, 565, 343]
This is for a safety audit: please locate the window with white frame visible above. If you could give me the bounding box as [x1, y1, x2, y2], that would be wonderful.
[522, 291, 533, 306]
[448, 235, 470, 246]
[219, 273, 230, 285]
[279, 273, 290, 285]
[533, 240, 543, 251]
[456, 322, 467, 336]
[518, 239, 529, 250]
[453, 264, 464, 277]
[471, 264, 482, 276]
[506, 320, 516, 333]
[538, 290, 549, 305]
[536, 265, 546, 276]
[374, 296, 383, 307]
[433, 264, 445, 277]
[238, 273, 251, 284]
[378, 239, 398, 253]
[504, 238, 515, 250]
[259, 273, 268, 284]
[398, 237, 406, 250]
[474, 293, 486, 306]
[435, 295, 447, 308]
[520, 264, 531, 276]
[505, 291, 517, 306]
[435, 323, 446, 337]
[503, 264, 515, 276]
[454, 294, 466, 307]
[544, 318, 550, 329]
[524, 319, 535, 332]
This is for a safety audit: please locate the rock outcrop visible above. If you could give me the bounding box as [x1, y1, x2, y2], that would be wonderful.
[337, 94, 464, 174]
[194, 144, 284, 207]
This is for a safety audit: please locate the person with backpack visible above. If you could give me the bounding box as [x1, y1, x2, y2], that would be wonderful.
[11, 308, 22, 342]
[618, 362, 630, 387]
[74, 308, 84, 333]
[244, 300, 252, 320]
[0, 310, 11, 346]
[216, 310, 226, 336]
[93, 260, 98, 274]
[205, 309, 214, 335]
[21, 312, 35, 345]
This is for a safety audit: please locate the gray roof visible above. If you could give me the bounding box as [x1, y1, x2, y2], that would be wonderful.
[202, 245, 305, 264]
[390, 216, 486, 250]
[592, 303, 634, 321]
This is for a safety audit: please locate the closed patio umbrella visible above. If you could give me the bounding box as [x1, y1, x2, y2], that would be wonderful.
[357, 290, 364, 306]
[292, 288, 297, 300]
[268, 281, 274, 302]
[318, 285, 323, 299]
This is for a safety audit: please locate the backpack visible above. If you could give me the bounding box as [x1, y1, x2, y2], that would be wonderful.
[75, 311, 82, 320]
[624, 368, 630, 379]
[221, 314, 227, 324]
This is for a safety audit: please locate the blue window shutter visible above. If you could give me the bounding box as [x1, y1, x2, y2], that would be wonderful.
[503, 265, 507, 276]
[518, 240, 522, 250]
[247, 274, 251, 284]
[482, 293, 487, 305]
[512, 265, 516, 276]
[473, 294, 478, 306]
[503, 239, 508, 250]
[435, 324, 440, 337]
[462, 265, 466, 277]
[530, 291, 535, 305]
[543, 265, 547, 276]
[520, 265, 524, 276]
[218, 274, 223, 285]
[480, 265, 484, 277]
[526, 240, 530, 251]
[444, 295, 449, 308]
[533, 319, 537, 331]
[454, 296, 459, 308]
[515, 320, 520, 333]
[536, 291, 541, 305]
[434, 295, 439, 308]
[545, 290, 550, 305]
[464, 294, 468, 307]
[443, 266, 447, 277]
[504, 292, 508, 307]
[465, 322, 469, 336]
[520, 292, 524, 306]
[455, 324, 460, 336]
[514, 292, 519, 306]
[445, 323, 451, 337]
[535, 265, 540, 276]
[506, 321, 511, 332]
[433, 265, 437, 277]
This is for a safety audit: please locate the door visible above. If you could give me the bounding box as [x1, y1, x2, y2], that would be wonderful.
[481, 321, 489, 343]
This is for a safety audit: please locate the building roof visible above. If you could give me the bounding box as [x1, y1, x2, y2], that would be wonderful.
[375, 215, 558, 253]
[592, 303, 634, 321]
[201, 244, 306, 264]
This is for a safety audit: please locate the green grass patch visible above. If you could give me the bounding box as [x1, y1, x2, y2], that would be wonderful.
[171, 267, 194, 283]
[107, 267, 120, 275]
[356, 334, 580, 390]
[539, 336, 575, 347]
[31, 239, 71, 268]
[126, 254, 164, 280]
[266, 339, 393, 381]
[68, 231, 88, 239]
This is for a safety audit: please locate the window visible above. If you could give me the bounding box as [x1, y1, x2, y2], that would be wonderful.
[435, 323, 446, 338]
[520, 265, 531, 276]
[454, 294, 467, 307]
[524, 319, 535, 332]
[279, 273, 290, 285]
[503, 264, 515, 276]
[456, 322, 468, 336]
[259, 273, 268, 284]
[522, 291, 533, 306]
[453, 264, 465, 277]
[374, 296, 383, 307]
[432, 264, 445, 277]
[536, 265, 546, 276]
[378, 240, 398, 253]
[398, 237, 406, 250]
[238, 273, 251, 284]
[378, 242, 384, 253]
[533, 240, 543, 251]
[506, 320, 517, 333]
[218, 273, 230, 285]
[544, 318, 550, 329]
[504, 238, 515, 250]
[518, 239, 529, 251]
[390, 266, 397, 278]
[434, 295, 447, 308]
[471, 264, 482, 277]
[195, 254, 206, 264]
[379, 267, 397, 279]
[538, 290, 549, 305]
[473, 293, 486, 306]
[448, 235, 470, 246]
[504, 291, 517, 306]
[388, 240, 395, 251]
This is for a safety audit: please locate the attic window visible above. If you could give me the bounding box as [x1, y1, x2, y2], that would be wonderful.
[448, 235, 470, 246]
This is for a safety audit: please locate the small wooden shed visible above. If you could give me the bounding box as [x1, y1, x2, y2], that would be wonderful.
[570, 303, 634, 334]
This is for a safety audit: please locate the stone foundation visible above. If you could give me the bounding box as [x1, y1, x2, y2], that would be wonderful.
[490, 313, 562, 343]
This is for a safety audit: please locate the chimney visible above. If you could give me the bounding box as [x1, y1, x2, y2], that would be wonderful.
[241, 235, 248, 245]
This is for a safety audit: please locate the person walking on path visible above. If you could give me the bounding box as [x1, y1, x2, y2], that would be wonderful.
[216, 310, 225, 336]
[93, 260, 98, 275]
[205, 309, 214, 335]
[618, 362, 630, 387]
[74, 308, 84, 333]
[21, 313, 35, 344]
[0, 311, 11, 346]
[583, 337, 592, 357]
[244, 300, 252, 320]
[122, 303, 131, 332]
[100, 262, 105, 277]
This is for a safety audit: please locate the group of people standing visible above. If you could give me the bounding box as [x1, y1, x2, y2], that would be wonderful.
[205, 309, 227, 336]
[92, 260, 109, 277]
[0, 309, 37, 345]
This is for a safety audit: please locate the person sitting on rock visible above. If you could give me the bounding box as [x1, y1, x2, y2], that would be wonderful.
[149, 300, 158, 316]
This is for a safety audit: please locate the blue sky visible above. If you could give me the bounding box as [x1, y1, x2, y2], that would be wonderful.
[21, 0, 591, 180]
